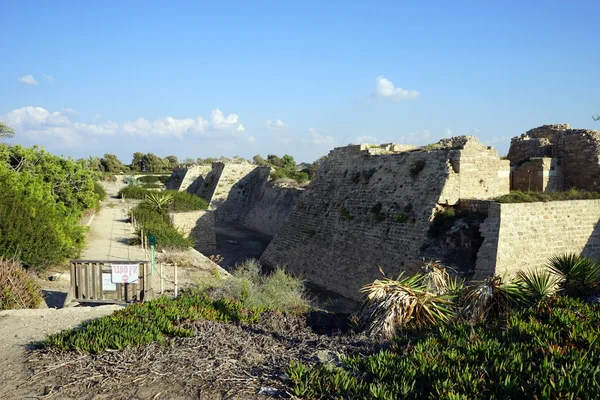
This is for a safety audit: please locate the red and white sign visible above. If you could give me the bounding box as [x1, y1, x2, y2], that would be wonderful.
[111, 264, 139, 284]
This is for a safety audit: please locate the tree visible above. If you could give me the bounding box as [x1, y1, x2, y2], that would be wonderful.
[183, 158, 195, 167]
[253, 154, 268, 166]
[281, 154, 296, 169]
[100, 154, 127, 173]
[267, 154, 284, 168]
[142, 153, 167, 173]
[165, 155, 179, 169]
[131, 152, 145, 172]
[0, 122, 15, 139]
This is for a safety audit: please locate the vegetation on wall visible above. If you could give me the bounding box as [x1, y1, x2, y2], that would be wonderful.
[495, 189, 600, 203]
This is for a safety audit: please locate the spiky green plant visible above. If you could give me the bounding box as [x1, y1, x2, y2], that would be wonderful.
[146, 192, 173, 212]
[461, 276, 525, 322]
[357, 271, 455, 338]
[547, 254, 600, 297]
[123, 175, 140, 186]
[514, 269, 559, 304]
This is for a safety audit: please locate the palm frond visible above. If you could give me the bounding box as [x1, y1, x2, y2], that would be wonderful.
[461, 276, 525, 322]
[514, 269, 559, 303]
[547, 254, 600, 297]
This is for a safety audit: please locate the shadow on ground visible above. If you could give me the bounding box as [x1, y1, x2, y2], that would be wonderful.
[42, 290, 67, 309]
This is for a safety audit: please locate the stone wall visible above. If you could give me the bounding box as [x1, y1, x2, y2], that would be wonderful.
[260, 137, 510, 300]
[474, 200, 600, 279]
[240, 183, 304, 236]
[169, 210, 217, 254]
[511, 158, 563, 192]
[507, 124, 600, 192]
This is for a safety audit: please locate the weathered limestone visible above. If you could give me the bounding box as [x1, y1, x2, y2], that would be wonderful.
[511, 158, 563, 192]
[507, 124, 600, 192]
[169, 210, 217, 254]
[474, 200, 600, 279]
[260, 137, 510, 300]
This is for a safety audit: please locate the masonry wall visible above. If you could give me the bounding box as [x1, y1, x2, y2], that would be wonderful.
[209, 164, 266, 222]
[474, 200, 600, 279]
[554, 130, 600, 191]
[240, 184, 304, 236]
[512, 158, 563, 192]
[181, 165, 212, 193]
[169, 210, 217, 254]
[194, 162, 225, 201]
[166, 168, 187, 190]
[261, 138, 508, 299]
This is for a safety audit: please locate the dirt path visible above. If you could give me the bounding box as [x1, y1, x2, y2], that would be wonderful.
[0, 180, 224, 399]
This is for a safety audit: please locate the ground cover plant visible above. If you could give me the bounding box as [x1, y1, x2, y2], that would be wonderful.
[287, 295, 600, 399]
[496, 189, 600, 203]
[286, 254, 600, 399]
[43, 293, 265, 354]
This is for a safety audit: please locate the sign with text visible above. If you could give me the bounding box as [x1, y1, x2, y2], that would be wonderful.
[102, 273, 117, 291]
[111, 264, 139, 284]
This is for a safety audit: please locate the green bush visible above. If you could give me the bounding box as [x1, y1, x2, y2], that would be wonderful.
[0, 166, 86, 270]
[269, 168, 310, 184]
[138, 175, 161, 183]
[287, 296, 600, 399]
[118, 186, 149, 199]
[93, 181, 107, 201]
[166, 190, 209, 211]
[141, 182, 162, 189]
[43, 293, 265, 354]
[130, 202, 193, 250]
[207, 259, 309, 314]
[0, 257, 43, 310]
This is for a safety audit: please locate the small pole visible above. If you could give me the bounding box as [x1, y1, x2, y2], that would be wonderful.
[160, 262, 164, 294]
[151, 244, 155, 274]
[174, 263, 178, 297]
[141, 228, 145, 250]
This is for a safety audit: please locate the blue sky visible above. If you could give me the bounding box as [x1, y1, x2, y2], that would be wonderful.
[1, 0, 599, 163]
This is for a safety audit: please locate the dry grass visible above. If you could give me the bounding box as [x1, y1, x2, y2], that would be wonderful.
[157, 252, 196, 268]
[0, 257, 43, 310]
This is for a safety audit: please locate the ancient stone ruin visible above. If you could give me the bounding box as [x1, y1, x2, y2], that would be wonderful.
[169, 124, 600, 301]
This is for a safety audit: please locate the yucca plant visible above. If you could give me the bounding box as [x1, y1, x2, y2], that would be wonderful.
[146, 192, 173, 212]
[357, 270, 455, 338]
[421, 260, 450, 294]
[514, 269, 559, 304]
[461, 276, 525, 322]
[123, 175, 140, 186]
[547, 254, 600, 297]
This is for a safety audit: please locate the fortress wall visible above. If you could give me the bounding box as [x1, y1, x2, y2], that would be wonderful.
[166, 168, 188, 190]
[210, 165, 269, 222]
[195, 162, 225, 202]
[260, 145, 462, 300]
[182, 165, 212, 193]
[240, 184, 304, 236]
[169, 210, 217, 254]
[474, 200, 600, 280]
[555, 130, 600, 191]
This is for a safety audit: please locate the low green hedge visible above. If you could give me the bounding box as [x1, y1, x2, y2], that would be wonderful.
[130, 203, 193, 250]
[118, 186, 149, 199]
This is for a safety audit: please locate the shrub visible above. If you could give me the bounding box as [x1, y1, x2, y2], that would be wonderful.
[393, 213, 408, 223]
[43, 293, 265, 354]
[461, 276, 525, 322]
[207, 259, 309, 314]
[547, 253, 600, 297]
[123, 175, 140, 186]
[166, 190, 208, 211]
[357, 271, 455, 338]
[370, 203, 386, 222]
[141, 182, 162, 189]
[118, 186, 149, 199]
[138, 175, 161, 183]
[0, 258, 43, 310]
[130, 203, 193, 251]
[93, 181, 107, 202]
[0, 166, 86, 270]
[287, 296, 600, 399]
[269, 168, 309, 184]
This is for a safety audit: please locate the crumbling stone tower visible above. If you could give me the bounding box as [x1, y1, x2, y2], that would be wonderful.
[508, 124, 600, 192]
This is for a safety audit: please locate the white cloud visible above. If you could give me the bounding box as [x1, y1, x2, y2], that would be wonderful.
[356, 135, 378, 143]
[473, 128, 481, 133]
[266, 119, 287, 129]
[1, 106, 250, 147]
[408, 129, 430, 140]
[18, 75, 37, 86]
[375, 76, 419, 100]
[42, 74, 54, 83]
[445, 128, 453, 137]
[63, 108, 80, 116]
[308, 128, 334, 145]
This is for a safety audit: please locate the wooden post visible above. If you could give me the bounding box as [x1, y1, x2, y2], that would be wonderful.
[76, 263, 82, 299]
[91, 263, 97, 299]
[70, 262, 76, 299]
[174, 263, 178, 297]
[160, 262, 163, 294]
[99, 263, 105, 300]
